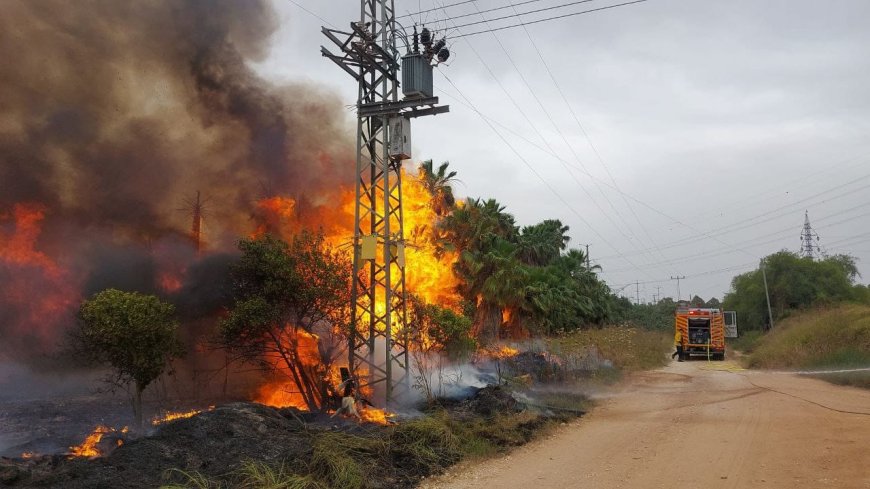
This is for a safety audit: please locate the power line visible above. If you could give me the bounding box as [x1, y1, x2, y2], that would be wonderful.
[287, 0, 336, 28]
[505, 0, 677, 276]
[427, 0, 546, 23]
[438, 68, 652, 277]
[398, 0, 478, 19]
[452, 0, 649, 39]
[595, 174, 870, 260]
[440, 0, 612, 32]
[461, 0, 674, 278]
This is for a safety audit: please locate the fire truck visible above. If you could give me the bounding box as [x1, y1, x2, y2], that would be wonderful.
[674, 304, 727, 360]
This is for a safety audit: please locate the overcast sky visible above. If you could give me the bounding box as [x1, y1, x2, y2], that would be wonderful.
[254, 0, 870, 303]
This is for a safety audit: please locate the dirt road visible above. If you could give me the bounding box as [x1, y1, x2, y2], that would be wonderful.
[421, 360, 870, 489]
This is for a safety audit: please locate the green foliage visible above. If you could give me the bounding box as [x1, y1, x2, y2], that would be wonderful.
[440, 197, 612, 342]
[410, 297, 476, 360]
[724, 251, 863, 331]
[78, 289, 184, 427]
[609, 297, 677, 331]
[220, 231, 351, 411]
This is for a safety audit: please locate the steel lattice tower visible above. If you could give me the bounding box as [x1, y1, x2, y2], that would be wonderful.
[322, 2, 448, 405]
[800, 210, 821, 259]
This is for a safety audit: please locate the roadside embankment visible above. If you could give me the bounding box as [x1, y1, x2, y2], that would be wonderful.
[744, 303, 870, 388]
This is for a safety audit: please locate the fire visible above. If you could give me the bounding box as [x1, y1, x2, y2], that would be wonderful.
[359, 406, 396, 425]
[158, 272, 183, 293]
[68, 425, 128, 458]
[151, 407, 212, 426]
[0, 203, 78, 350]
[254, 381, 309, 410]
[248, 165, 462, 414]
[20, 451, 37, 459]
[0, 203, 58, 271]
[492, 345, 520, 359]
[250, 166, 459, 311]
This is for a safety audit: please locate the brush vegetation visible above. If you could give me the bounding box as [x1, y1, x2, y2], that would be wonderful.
[550, 326, 673, 373]
[746, 304, 870, 388]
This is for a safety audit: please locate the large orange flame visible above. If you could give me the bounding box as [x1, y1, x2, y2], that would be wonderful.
[0, 203, 78, 348]
[250, 166, 460, 419]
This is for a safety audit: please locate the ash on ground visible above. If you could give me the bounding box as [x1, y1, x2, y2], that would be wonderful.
[1, 384, 584, 489]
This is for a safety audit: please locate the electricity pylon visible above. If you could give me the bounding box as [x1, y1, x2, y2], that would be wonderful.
[800, 210, 821, 260]
[321, 1, 448, 406]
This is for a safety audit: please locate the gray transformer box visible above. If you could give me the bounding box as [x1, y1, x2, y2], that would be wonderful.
[388, 116, 411, 161]
[401, 53, 433, 99]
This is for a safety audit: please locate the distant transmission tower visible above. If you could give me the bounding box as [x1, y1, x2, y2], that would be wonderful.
[799, 210, 821, 260]
[180, 191, 208, 253]
[322, 4, 449, 405]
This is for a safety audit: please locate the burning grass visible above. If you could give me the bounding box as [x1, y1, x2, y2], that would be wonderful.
[67, 425, 128, 458]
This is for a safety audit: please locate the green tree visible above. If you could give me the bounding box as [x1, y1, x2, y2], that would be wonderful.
[516, 219, 570, 266]
[724, 251, 861, 330]
[77, 289, 184, 429]
[220, 232, 351, 411]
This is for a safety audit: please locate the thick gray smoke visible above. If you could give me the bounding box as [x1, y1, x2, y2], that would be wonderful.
[0, 0, 354, 362]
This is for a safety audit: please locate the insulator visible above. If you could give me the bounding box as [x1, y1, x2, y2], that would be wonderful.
[421, 27, 432, 46]
[432, 38, 446, 53]
[437, 47, 450, 63]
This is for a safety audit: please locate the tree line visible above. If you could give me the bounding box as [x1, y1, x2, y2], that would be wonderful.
[724, 251, 869, 331]
[71, 160, 620, 421]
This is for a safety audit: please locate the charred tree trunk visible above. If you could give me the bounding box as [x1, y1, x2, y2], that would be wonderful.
[133, 383, 144, 431]
[473, 300, 502, 345]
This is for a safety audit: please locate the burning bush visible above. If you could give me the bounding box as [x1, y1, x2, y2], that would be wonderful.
[220, 232, 351, 412]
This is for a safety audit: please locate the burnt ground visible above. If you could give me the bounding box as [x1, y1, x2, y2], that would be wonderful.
[0, 386, 585, 489]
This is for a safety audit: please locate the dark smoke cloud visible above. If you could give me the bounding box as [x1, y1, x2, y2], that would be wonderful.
[0, 0, 354, 361]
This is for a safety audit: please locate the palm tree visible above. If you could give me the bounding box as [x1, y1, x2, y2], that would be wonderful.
[459, 238, 528, 343]
[517, 219, 571, 266]
[419, 160, 458, 216]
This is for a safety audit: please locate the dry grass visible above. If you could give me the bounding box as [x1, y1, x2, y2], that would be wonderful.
[551, 326, 672, 372]
[748, 304, 870, 370]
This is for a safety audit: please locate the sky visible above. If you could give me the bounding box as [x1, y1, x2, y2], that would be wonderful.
[254, 0, 870, 303]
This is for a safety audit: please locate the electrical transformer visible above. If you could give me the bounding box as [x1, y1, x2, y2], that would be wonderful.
[401, 53, 433, 99]
[388, 116, 411, 161]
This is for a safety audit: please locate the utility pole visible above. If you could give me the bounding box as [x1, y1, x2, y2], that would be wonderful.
[635, 281, 640, 305]
[655, 286, 661, 304]
[322, 6, 449, 406]
[760, 258, 774, 330]
[670, 275, 685, 302]
[585, 243, 590, 269]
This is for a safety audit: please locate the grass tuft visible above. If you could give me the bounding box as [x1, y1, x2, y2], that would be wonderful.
[390, 414, 462, 473]
[310, 431, 385, 489]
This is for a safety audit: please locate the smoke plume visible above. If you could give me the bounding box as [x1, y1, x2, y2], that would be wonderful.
[0, 0, 354, 362]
